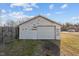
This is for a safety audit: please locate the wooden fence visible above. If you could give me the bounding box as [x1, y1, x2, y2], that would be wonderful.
[0, 26, 17, 43]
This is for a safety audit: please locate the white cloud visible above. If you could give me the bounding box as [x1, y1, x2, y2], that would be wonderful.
[46, 13, 51, 16]
[8, 12, 26, 19]
[49, 4, 54, 10]
[23, 7, 33, 11]
[0, 12, 25, 24]
[1, 9, 6, 13]
[0, 11, 35, 25]
[10, 3, 25, 8]
[61, 4, 68, 9]
[72, 16, 79, 20]
[10, 3, 39, 11]
[69, 16, 79, 24]
[0, 9, 7, 25]
[1, 11, 34, 21]
[0, 9, 7, 14]
[31, 3, 39, 8]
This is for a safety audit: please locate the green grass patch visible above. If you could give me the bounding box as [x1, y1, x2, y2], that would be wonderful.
[1, 40, 60, 56]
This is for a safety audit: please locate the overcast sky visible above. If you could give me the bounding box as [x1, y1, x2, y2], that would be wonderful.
[0, 3, 79, 24]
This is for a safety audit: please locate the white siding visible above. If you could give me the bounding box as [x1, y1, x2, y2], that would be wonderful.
[19, 16, 61, 40]
[56, 27, 61, 40]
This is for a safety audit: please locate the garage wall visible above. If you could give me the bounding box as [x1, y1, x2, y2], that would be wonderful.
[56, 27, 61, 40]
[19, 16, 60, 40]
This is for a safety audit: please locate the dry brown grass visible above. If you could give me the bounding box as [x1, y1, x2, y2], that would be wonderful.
[61, 32, 79, 56]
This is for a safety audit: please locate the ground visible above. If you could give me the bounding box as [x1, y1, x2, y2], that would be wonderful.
[61, 32, 79, 56]
[0, 40, 60, 56]
[0, 32, 79, 56]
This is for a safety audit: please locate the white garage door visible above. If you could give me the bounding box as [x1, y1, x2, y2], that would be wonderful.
[37, 26, 56, 39]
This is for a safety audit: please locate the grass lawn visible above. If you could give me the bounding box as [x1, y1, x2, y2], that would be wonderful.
[61, 32, 79, 56]
[1, 40, 60, 56]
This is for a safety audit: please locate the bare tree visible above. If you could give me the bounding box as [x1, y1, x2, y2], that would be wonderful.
[5, 20, 16, 27]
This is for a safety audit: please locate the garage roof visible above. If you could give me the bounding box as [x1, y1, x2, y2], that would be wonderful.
[18, 15, 61, 26]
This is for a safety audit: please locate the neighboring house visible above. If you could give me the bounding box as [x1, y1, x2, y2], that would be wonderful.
[18, 15, 61, 40]
[68, 29, 76, 32]
[74, 27, 79, 32]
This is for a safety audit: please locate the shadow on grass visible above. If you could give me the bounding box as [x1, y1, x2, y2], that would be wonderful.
[41, 40, 60, 56]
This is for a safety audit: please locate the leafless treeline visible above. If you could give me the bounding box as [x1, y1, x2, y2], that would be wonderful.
[61, 23, 79, 32]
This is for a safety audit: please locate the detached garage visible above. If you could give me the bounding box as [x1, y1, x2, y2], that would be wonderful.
[19, 15, 61, 40]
